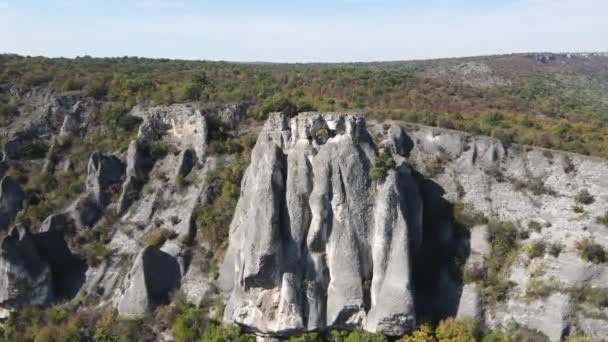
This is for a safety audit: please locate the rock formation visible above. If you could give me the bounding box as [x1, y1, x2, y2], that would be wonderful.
[0, 226, 54, 309]
[221, 113, 422, 336]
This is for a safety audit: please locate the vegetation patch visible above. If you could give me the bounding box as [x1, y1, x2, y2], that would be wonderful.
[144, 228, 177, 247]
[149, 141, 173, 160]
[525, 241, 547, 259]
[525, 277, 559, 301]
[575, 239, 607, 264]
[574, 189, 595, 205]
[548, 243, 563, 258]
[452, 202, 488, 229]
[569, 285, 608, 308]
[195, 158, 248, 255]
[371, 151, 397, 181]
[527, 220, 543, 233]
[596, 211, 608, 228]
[478, 221, 519, 305]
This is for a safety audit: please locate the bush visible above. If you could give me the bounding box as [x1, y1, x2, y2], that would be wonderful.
[328, 330, 387, 342]
[399, 323, 436, 342]
[525, 241, 546, 259]
[574, 189, 595, 205]
[289, 332, 324, 342]
[453, 202, 488, 229]
[196, 159, 248, 253]
[528, 220, 543, 233]
[575, 239, 607, 264]
[21, 140, 50, 159]
[525, 278, 556, 300]
[176, 174, 191, 193]
[171, 307, 206, 342]
[435, 318, 476, 342]
[144, 228, 176, 247]
[198, 323, 255, 342]
[82, 241, 111, 267]
[480, 221, 519, 304]
[565, 337, 597, 342]
[371, 151, 396, 180]
[505, 323, 549, 342]
[572, 205, 585, 214]
[569, 285, 608, 308]
[149, 141, 172, 159]
[482, 328, 509, 342]
[548, 243, 563, 258]
[259, 93, 298, 118]
[207, 135, 256, 156]
[596, 211, 608, 227]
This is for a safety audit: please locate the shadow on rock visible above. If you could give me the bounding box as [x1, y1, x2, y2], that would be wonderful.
[411, 171, 471, 323]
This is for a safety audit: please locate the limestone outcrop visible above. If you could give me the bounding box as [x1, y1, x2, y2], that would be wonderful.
[221, 113, 422, 336]
[116, 246, 181, 317]
[0, 226, 54, 309]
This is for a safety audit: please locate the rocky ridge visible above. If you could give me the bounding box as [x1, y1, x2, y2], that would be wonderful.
[0, 89, 607, 341]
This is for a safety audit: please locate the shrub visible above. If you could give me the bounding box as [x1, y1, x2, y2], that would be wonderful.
[453, 202, 488, 229]
[482, 328, 509, 342]
[329, 330, 388, 342]
[144, 228, 176, 247]
[481, 221, 519, 304]
[289, 332, 324, 342]
[435, 318, 477, 342]
[596, 211, 608, 227]
[171, 307, 207, 342]
[196, 159, 247, 252]
[528, 220, 543, 233]
[463, 261, 486, 284]
[82, 241, 111, 267]
[525, 241, 546, 259]
[569, 285, 608, 308]
[21, 140, 50, 159]
[371, 151, 396, 180]
[198, 323, 255, 342]
[505, 323, 550, 342]
[117, 114, 143, 132]
[575, 239, 607, 264]
[572, 205, 585, 214]
[399, 323, 436, 342]
[565, 337, 597, 342]
[207, 135, 256, 156]
[548, 243, 563, 258]
[259, 93, 298, 118]
[574, 189, 595, 205]
[176, 174, 191, 193]
[149, 141, 171, 159]
[525, 278, 556, 300]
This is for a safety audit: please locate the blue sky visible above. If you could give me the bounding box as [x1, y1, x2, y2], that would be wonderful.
[1, 0, 607, 62]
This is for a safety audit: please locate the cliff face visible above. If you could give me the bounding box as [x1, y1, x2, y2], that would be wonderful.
[221, 113, 421, 336]
[398, 123, 608, 341]
[221, 114, 608, 340]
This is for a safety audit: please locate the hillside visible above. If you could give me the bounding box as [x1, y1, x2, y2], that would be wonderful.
[0, 53, 607, 341]
[1, 52, 608, 158]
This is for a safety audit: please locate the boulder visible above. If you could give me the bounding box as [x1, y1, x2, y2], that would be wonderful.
[117, 141, 154, 215]
[204, 103, 248, 133]
[117, 246, 181, 317]
[85, 152, 125, 204]
[133, 104, 208, 161]
[0, 226, 54, 309]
